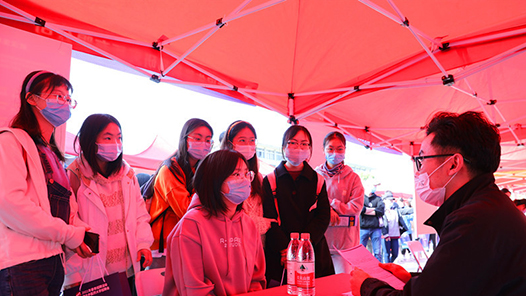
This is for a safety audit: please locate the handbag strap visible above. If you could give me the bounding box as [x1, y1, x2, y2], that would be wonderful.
[78, 255, 108, 292]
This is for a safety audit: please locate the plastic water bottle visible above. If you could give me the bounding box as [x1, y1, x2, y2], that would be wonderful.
[287, 232, 300, 295]
[296, 233, 315, 296]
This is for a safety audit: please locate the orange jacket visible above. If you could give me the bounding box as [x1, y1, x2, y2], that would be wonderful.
[149, 158, 192, 251]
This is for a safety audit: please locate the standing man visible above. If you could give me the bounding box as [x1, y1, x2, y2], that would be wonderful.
[359, 185, 385, 262]
[351, 111, 526, 295]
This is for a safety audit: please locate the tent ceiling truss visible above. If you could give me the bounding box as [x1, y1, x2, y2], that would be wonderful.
[2, 0, 525, 143]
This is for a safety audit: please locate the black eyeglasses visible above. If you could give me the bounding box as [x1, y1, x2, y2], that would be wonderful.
[412, 154, 454, 171]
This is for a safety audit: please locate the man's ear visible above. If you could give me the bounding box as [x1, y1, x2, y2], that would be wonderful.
[449, 154, 464, 175]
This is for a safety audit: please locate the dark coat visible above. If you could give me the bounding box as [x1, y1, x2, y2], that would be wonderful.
[362, 173, 526, 296]
[360, 193, 385, 229]
[262, 161, 334, 285]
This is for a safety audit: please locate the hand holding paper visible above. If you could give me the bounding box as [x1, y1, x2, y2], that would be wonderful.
[379, 263, 411, 283]
[337, 244, 406, 290]
[350, 267, 370, 296]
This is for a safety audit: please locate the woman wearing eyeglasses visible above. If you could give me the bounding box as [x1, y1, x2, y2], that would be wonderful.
[220, 120, 275, 245]
[163, 149, 266, 296]
[0, 71, 93, 295]
[149, 118, 213, 268]
[262, 125, 334, 287]
[65, 114, 154, 293]
[315, 131, 364, 274]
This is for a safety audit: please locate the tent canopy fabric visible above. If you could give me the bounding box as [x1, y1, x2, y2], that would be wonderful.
[2, 0, 526, 191]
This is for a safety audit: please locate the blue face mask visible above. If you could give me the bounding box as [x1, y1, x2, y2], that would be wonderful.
[187, 141, 211, 160]
[97, 143, 123, 162]
[285, 148, 310, 166]
[222, 178, 251, 205]
[39, 101, 71, 127]
[326, 152, 345, 166]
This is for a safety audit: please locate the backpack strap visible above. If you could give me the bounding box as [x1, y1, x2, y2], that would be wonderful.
[308, 172, 325, 212]
[315, 172, 324, 197]
[267, 170, 326, 223]
[266, 170, 281, 226]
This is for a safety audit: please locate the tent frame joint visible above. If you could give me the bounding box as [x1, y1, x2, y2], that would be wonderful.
[288, 115, 299, 125]
[150, 74, 161, 83]
[152, 41, 163, 51]
[442, 74, 455, 86]
[439, 42, 450, 51]
[216, 18, 226, 28]
[35, 16, 46, 27]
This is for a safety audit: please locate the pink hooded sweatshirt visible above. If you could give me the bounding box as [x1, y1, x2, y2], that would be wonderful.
[163, 194, 266, 296]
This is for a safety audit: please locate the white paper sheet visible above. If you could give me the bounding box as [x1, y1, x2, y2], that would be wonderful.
[336, 244, 406, 290]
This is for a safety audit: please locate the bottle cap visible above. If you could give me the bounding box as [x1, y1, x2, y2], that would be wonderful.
[300, 233, 310, 240]
[290, 232, 299, 239]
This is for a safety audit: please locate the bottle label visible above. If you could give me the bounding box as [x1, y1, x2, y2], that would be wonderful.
[287, 261, 296, 285]
[295, 262, 315, 288]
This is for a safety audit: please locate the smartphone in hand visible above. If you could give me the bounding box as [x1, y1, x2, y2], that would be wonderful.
[83, 232, 100, 253]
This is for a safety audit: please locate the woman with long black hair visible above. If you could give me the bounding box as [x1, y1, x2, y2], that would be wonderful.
[0, 70, 92, 295]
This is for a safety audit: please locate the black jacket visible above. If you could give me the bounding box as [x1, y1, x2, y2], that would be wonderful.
[360, 193, 385, 229]
[262, 161, 334, 284]
[362, 173, 526, 296]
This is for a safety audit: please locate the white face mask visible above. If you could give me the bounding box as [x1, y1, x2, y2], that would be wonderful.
[285, 147, 310, 166]
[414, 156, 457, 207]
[234, 144, 256, 160]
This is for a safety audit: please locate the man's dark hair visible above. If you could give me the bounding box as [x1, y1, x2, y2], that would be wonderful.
[426, 111, 501, 175]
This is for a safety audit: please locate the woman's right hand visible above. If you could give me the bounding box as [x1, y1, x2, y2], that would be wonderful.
[74, 242, 95, 259]
[330, 208, 341, 226]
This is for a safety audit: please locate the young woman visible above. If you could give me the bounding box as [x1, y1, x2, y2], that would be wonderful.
[0, 70, 92, 295]
[66, 114, 154, 292]
[262, 125, 334, 286]
[163, 150, 266, 296]
[220, 120, 274, 242]
[314, 131, 364, 274]
[149, 118, 213, 268]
